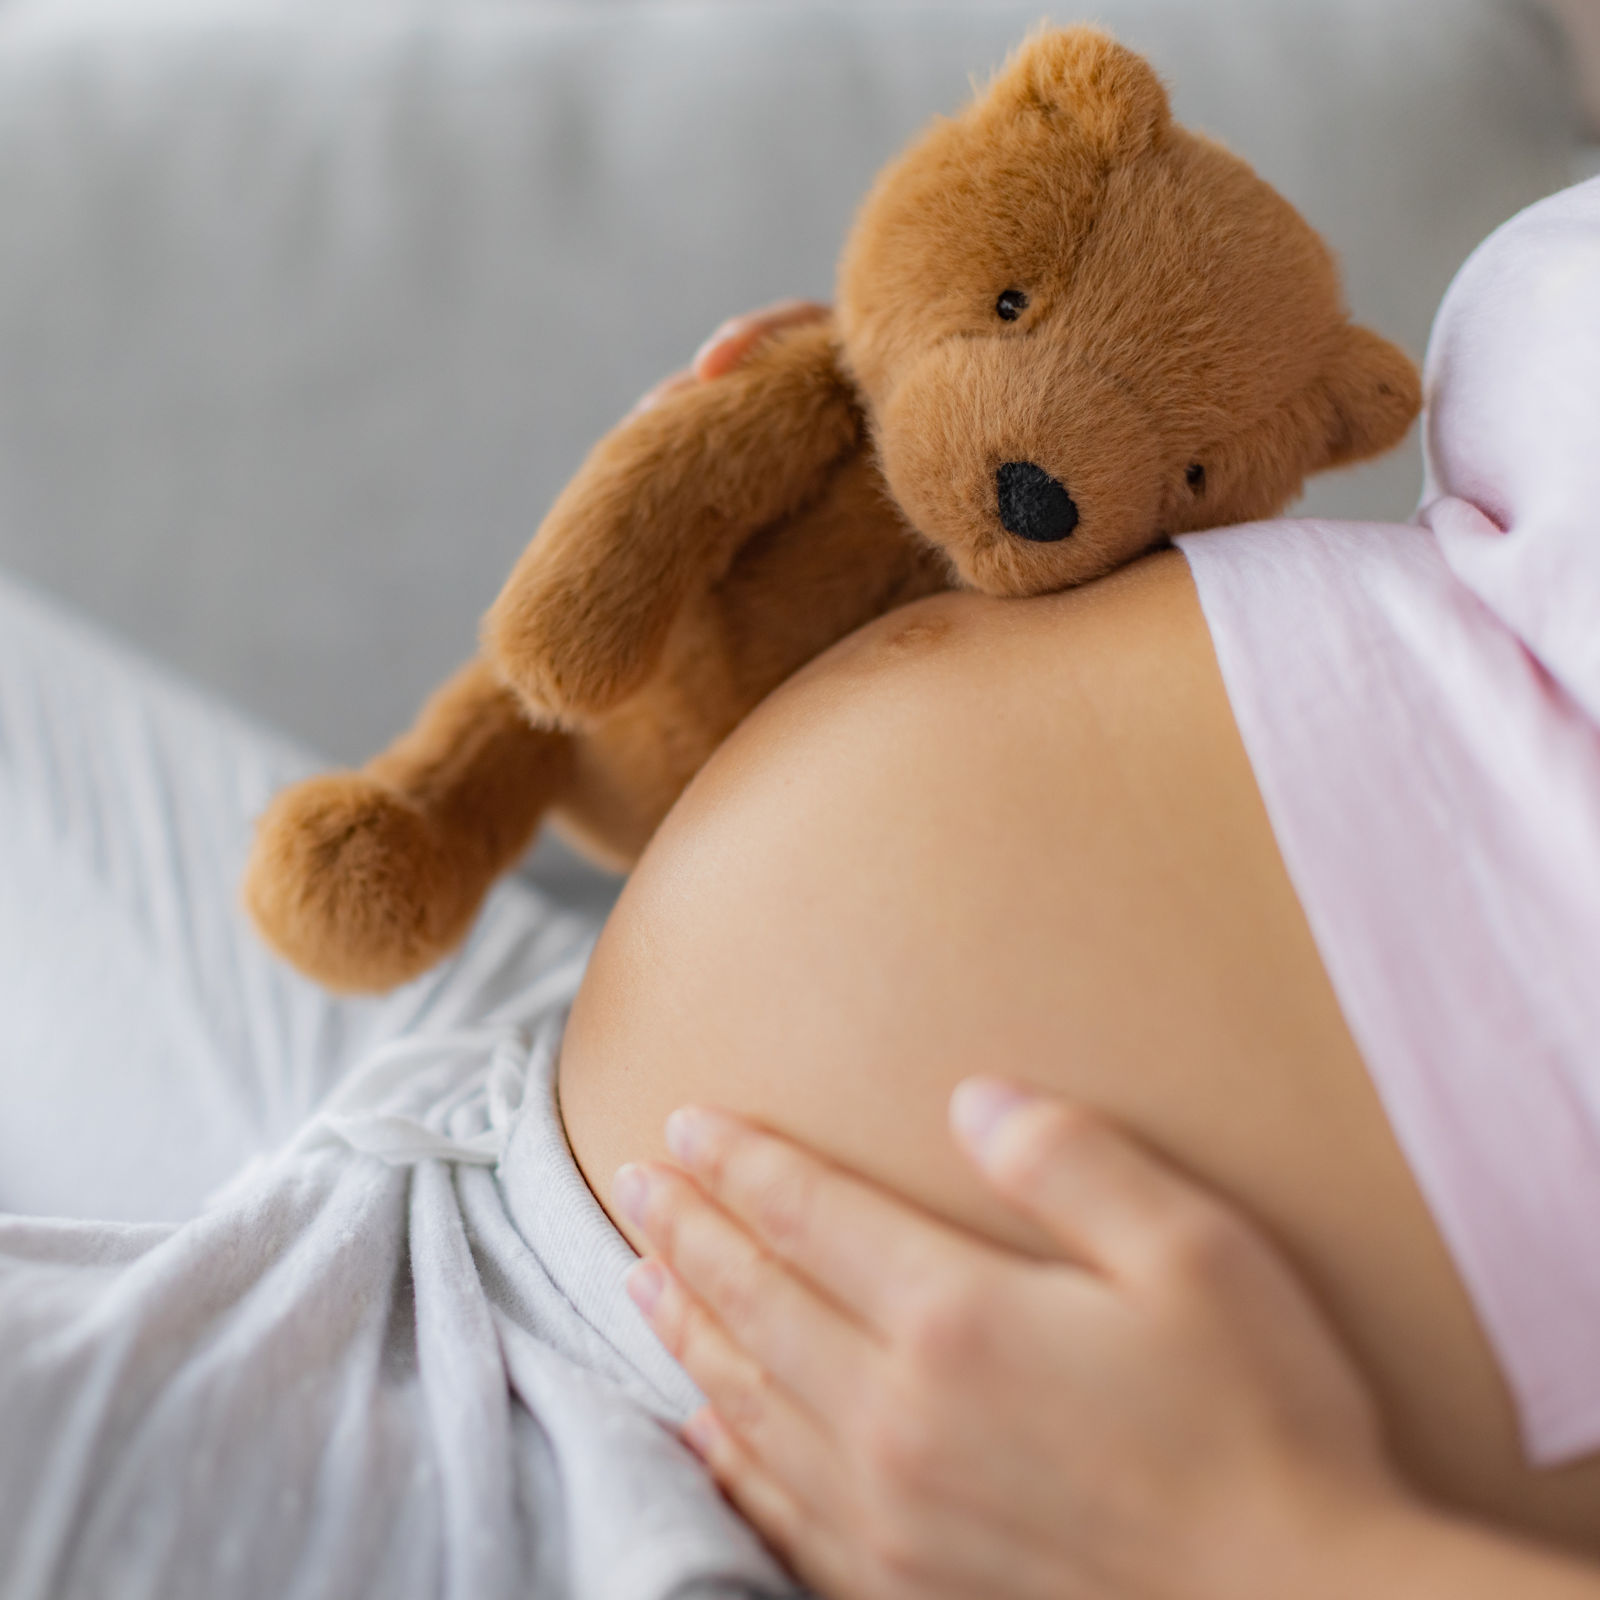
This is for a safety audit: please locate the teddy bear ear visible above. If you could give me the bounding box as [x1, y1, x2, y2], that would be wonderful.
[991, 25, 1171, 158]
[1311, 324, 1423, 469]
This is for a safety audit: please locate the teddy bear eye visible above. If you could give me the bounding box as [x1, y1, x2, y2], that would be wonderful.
[995, 288, 1029, 322]
[1186, 462, 1206, 494]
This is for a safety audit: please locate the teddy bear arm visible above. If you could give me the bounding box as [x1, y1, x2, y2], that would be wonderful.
[363, 657, 574, 864]
[486, 320, 861, 723]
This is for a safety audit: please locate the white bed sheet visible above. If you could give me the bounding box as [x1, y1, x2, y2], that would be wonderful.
[0, 570, 795, 1599]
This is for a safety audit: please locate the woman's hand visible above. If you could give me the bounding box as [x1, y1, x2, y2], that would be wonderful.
[628, 298, 830, 414]
[613, 1081, 1410, 1600]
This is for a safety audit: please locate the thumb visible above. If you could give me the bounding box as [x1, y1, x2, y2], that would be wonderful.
[949, 1079, 1223, 1282]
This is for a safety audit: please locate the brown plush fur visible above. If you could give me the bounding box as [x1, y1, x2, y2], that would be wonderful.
[245, 26, 1421, 992]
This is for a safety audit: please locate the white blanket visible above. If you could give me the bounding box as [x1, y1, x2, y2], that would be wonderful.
[0, 572, 795, 1599]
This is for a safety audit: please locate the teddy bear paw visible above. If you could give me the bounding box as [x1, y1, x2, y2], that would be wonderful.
[243, 772, 488, 993]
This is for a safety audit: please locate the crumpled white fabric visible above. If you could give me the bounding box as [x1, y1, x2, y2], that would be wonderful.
[0, 567, 798, 1597]
[238, 1019, 553, 1181]
[0, 922, 795, 1600]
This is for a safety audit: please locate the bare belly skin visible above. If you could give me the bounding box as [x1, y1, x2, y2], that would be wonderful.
[558, 549, 1600, 1553]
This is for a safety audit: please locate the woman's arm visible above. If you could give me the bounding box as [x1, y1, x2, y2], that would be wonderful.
[616, 1086, 1600, 1600]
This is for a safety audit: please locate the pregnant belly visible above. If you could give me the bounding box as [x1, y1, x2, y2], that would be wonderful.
[557, 552, 1600, 1548]
[559, 554, 1378, 1254]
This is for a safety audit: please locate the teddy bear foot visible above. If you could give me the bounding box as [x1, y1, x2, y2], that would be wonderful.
[243, 772, 492, 993]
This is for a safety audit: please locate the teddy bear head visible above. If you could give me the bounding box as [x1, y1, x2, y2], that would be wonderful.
[835, 26, 1421, 596]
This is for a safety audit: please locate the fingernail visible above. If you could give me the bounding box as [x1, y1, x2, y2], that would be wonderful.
[949, 1079, 1034, 1154]
[664, 1105, 714, 1167]
[625, 1258, 667, 1317]
[613, 1162, 653, 1226]
[682, 1407, 721, 1457]
[692, 321, 739, 371]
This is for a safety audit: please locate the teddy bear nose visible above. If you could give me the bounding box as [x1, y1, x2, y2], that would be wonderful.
[996, 461, 1079, 543]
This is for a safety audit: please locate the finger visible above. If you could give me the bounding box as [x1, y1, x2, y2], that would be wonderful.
[950, 1079, 1235, 1283]
[662, 1107, 987, 1337]
[683, 1408, 873, 1597]
[617, 1162, 875, 1417]
[691, 298, 830, 380]
[694, 1404, 1074, 1600]
[631, 300, 829, 419]
[626, 366, 697, 417]
[681, 1407, 813, 1569]
[687, 1409, 897, 1600]
[625, 1254, 841, 1516]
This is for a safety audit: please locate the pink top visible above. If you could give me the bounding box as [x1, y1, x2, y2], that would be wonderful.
[1177, 177, 1600, 1467]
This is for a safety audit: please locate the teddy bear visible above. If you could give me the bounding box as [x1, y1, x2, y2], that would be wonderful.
[244, 24, 1421, 993]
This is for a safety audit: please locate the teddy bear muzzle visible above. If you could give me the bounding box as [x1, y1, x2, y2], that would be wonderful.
[872, 337, 1167, 598]
[995, 460, 1080, 543]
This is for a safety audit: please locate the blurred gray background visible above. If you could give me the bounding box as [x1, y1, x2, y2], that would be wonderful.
[0, 0, 1590, 900]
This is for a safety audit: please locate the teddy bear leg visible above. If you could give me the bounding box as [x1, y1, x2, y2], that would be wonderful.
[243, 659, 573, 993]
